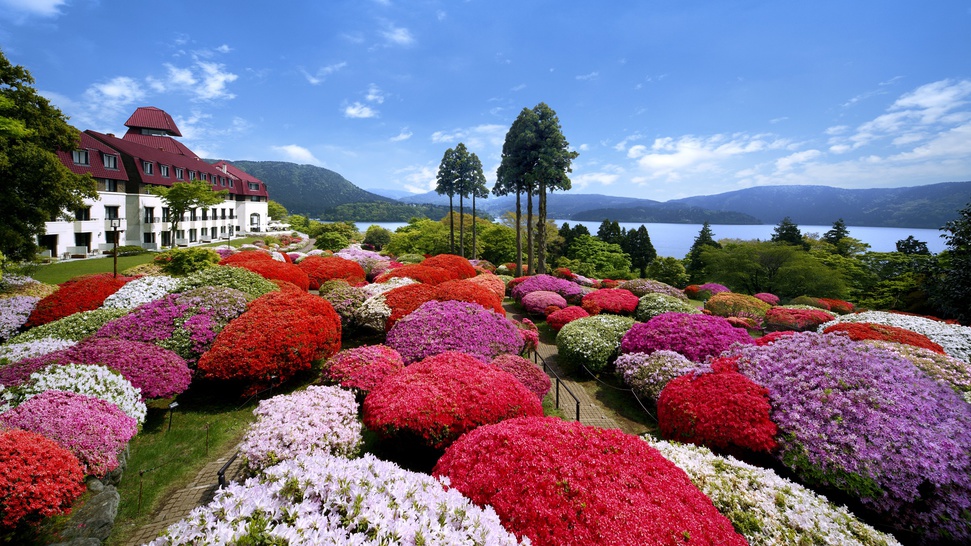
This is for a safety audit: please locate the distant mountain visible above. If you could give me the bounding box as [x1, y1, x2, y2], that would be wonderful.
[571, 205, 760, 224]
[365, 187, 417, 200]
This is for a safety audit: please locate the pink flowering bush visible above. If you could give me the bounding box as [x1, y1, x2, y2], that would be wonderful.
[386, 300, 523, 364]
[510, 274, 584, 303]
[363, 351, 542, 450]
[0, 390, 137, 476]
[490, 354, 551, 400]
[433, 416, 747, 546]
[0, 429, 85, 530]
[753, 292, 780, 306]
[620, 312, 754, 362]
[545, 305, 589, 332]
[580, 288, 639, 315]
[321, 344, 404, 395]
[465, 273, 507, 300]
[520, 290, 567, 316]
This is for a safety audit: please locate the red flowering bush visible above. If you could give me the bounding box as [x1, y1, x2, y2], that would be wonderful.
[383, 283, 438, 329]
[753, 292, 780, 306]
[218, 249, 272, 266]
[363, 351, 542, 450]
[658, 364, 778, 455]
[546, 306, 590, 332]
[433, 279, 504, 315]
[754, 331, 798, 346]
[552, 267, 575, 280]
[373, 264, 457, 285]
[197, 290, 341, 395]
[683, 283, 730, 301]
[296, 256, 367, 289]
[433, 416, 747, 546]
[227, 261, 310, 291]
[764, 307, 835, 332]
[506, 276, 529, 296]
[321, 344, 404, 395]
[580, 299, 601, 315]
[817, 297, 855, 314]
[0, 429, 86, 530]
[520, 290, 567, 316]
[25, 273, 135, 328]
[384, 279, 505, 331]
[823, 322, 946, 353]
[580, 288, 638, 315]
[490, 354, 551, 400]
[420, 254, 477, 279]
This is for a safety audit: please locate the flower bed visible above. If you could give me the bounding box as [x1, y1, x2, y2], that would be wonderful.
[620, 312, 753, 363]
[618, 278, 688, 300]
[318, 280, 368, 328]
[0, 429, 85, 531]
[239, 385, 361, 472]
[373, 264, 457, 285]
[25, 273, 136, 328]
[0, 295, 38, 342]
[520, 290, 567, 316]
[763, 306, 835, 332]
[420, 253, 477, 279]
[16, 363, 147, 425]
[546, 305, 589, 332]
[386, 300, 523, 364]
[149, 452, 525, 545]
[363, 351, 542, 450]
[555, 314, 635, 372]
[174, 265, 279, 298]
[580, 288, 639, 315]
[650, 439, 904, 546]
[7, 308, 129, 344]
[227, 260, 310, 291]
[296, 255, 367, 289]
[752, 292, 780, 306]
[820, 310, 971, 363]
[822, 322, 946, 354]
[100, 275, 181, 309]
[509, 274, 584, 303]
[321, 344, 404, 395]
[490, 354, 551, 400]
[614, 350, 695, 401]
[634, 293, 701, 322]
[704, 292, 772, 320]
[724, 332, 971, 543]
[433, 416, 747, 546]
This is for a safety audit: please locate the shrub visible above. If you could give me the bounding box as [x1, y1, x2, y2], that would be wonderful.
[790, 295, 831, 310]
[0, 295, 38, 342]
[363, 351, 542, 450]
[148, 452, 524, 545]
[520, 290, 567, 316]
[465, 273, 506, 300]
[817, 297, 855, 314]
[763, 306, 835, 332]
[0, 338, 77, 368]
[175, 265, 279, 298]
[823, 322, 946, 353]
[321, 345, 404, 395]
[725, 332, 971, 543]
[620, 313, 754, 362]
[153, 247, 221, 276]
[0, 275, 57, 299]
[614, 350, 695, 401]
[227, 260, 310, 291]
[820, 310, 971, 363]
[6, 308, 128, 345]
[546, 305, 590, 332]
[296, 256, 366, 289]
[433, 416, 747, 546]
[217, 249, 272, 266]
[684, 283, 730, 300]
[100, 275, 181, 309]
[752, 292, 780, 306]
[318, 280, 368, 328]
[0, 429, 85, 530]
[17, 363, 147, 424]
[0, 390, 137, 476]
[866, 340, 971, 401]
[373, 264, 457, 285]
[239, 385, 362, 472]
[420, 253, 477, 279]
[617, 278, 687, 300]
[657, 366, 778, 455]
[651, 439, 905, 546]
[25, 273, 136, 328]
[387, 300, 523, 364]
[704, 292, 772, 320]
[197, 291, 341, 396]
[555, 314, 636, 372]
[634, 292, 701, 322]
[510, 274, 584, 303]
[490, 354, 551, 400]
[580, 288, 639, 315]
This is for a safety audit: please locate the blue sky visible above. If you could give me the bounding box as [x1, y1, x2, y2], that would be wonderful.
[2, 0, 970, 201]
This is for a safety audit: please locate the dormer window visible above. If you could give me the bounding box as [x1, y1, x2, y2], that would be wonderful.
[142, 161, 154, 175]
[175, 167, 184, 180]
[72, 150, 90, 165]
[199, 173, 207, 181]
[189, 171, 196, 180]
[160, 165, 170, 178]
[248, 182, 260, 191]
[103, 154, 118, 169]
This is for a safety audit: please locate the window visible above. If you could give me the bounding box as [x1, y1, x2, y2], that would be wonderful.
[199, 173, 207, 181]
[248, 182, 260, 191]
[162, 207, 170, 222]
[104, 179, 118, 192]
[189, 229, 197, 243]
[144, 207, 155, 224]
[189, 171, 196, 180]
[211, 227, 218, 239]
[229, 180, 234, 187]
[103, 154, 117, 169]
[221, 209, 227, 220]
[143, 233, 155, 244]
[143, 161, 154, 175]
[202, 208, 208, 220]
[160, 165, 170, 177]
[72, 150, 90, 165]
[105, 206, 120, 220]
[74, 208, 91, 221]
[190, 209, 198, 221]
[250, 196, 261, 202]
[220, 178, 226, 187]
[175, 168, 184, 180]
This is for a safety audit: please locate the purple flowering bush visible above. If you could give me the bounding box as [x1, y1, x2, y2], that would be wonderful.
[866, 340, 971, 401]
[318, 280, 368, 328]
[0, 295, 39, 342]
[0, 390, 137, 476]
[724, 332, 971, 543]
[620, 312, 754, 362]
[520, 290, 567, 315]
[386, 300, 524, 364]
[614, 350, 695, 400]
[510, 274, 584, 303]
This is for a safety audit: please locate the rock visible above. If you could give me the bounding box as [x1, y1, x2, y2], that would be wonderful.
[85, 476, 104, 493]
[101, 445, 129, 486]
[61, 486, 119, 541]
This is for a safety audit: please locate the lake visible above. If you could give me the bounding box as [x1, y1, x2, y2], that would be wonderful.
[356, 221, 947, 259]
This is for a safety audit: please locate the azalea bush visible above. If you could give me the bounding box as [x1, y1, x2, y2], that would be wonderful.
[820, 310, 971, 363]
[217, 249, 272, 266]
[318, 280, 368, 328]
[384, 279, 504, 331]
[0, 295, 38, 342]
[763, 306, 835, 332]
[617, 278, 688, 300]
[296, 255, 367, 289]
[866, 340, 971, 401]
[0, 338, 76, 367]
[752, 292, 780, 306]
[149, 452, 525, 546]
[822, 322, 946, 354]
[0, 390, 137, 476]
[724, 332, 971, 543]
[490, 354, 551, 400]
[789, 295, 831, 310]
[433, 416, 747, 546]
[555, 314, 635, 372]
[25, 273, 136, 328]
[465, 273, 506, 300]
[545, 305, 589, 332]
[321, 344, 404, 395]
[657, 365, 778, 455]
[363, 351, 542, 450]
[154, 247, 221, 276]
[614, 349, 695, 401]
[420, 253, 477, 279]
[227, 260, 310, 291]
[510, 274, 584, 304]
[174, 265, 279, 298]
[100, 275, 180, 309]
[650, 439, 904, 546]
[239, 385, 362, 472]
[520, 290, 567, 316]
[634, 292, 701, 322]
[16, 363, 147, 425]
[704, 292, 772, 320]
[373, 264, 457, 285]
[0, 429, 86, 530]
[620, 312, 753, 362]
[386, 300, 523, 364]
[580, 288, 639, 315]
[197, 290, 341, 396]
[7, 308, 129, 344]
[684, 283, 730, 300]
[817, 297, 855, 314]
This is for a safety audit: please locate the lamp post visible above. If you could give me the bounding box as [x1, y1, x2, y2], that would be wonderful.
[110, 218, 120, 278]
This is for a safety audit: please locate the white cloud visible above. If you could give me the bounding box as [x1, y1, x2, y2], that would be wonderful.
[81, 77, 147, 116]
[366, 84, 385, 104]
[576, 71, 599, 81]
[344, 102, 378, 119]
[272, 144, 322, 165]
[215, 44, 232, 54]
[572, 170, 622, 189]
[302, 62, 347, 85]
[430, 124, 506, 151]
[0, 0, 66, 17]
[394, 164, 438, 193]
[381, 24, 414, 46]
[390, 128, 413, 142]
[165, 64, 197, 87]
[194, 61, 238, 100]
[613, 132, 643, 152]
[629, 133, 788, 182]
[774, 149, 822, 172]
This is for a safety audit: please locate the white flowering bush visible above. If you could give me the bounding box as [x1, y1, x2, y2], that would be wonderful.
[634, 293, 701, 322]
[0, 337, 78, 364]
[650, 439, 903, 546]
[615, 350, 696, 400]
[821, 311, 971, 363]
[555, 315, 635, 372]
[16, 363, 146, 424]
[101, 275, 180, 309]
[360, 276, 417, 299]
[6, 308, 129, 343]
[356, 293, 393, 332]
[239, 385, 362, 472]
[149, 453, 527, 546]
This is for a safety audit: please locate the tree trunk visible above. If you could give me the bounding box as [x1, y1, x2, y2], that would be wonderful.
[448, 196, 455, 254]
[526, 189, 534, 275]
[537, 180, 547, 274]
[471, 194, 477, 260]
[459, 194, 465, 257]
[515, 192, 522, 277]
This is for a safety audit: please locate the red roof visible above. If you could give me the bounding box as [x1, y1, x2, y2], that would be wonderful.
[57, 132, 130, 181]
[122, 133, 200, 158]
[212, 161, 269, 198]
[124, 106, 183, 137]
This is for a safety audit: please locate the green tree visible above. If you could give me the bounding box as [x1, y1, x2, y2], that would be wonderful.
[771, 216, 808, 249]
[530, 103, 577, 274]
[1, 49, 98, 262]
[386, 218, 450, 256]
[363, 225, 392, 250]
[495, 107, 538, 276]
[564, 234, 632, 279]
[150, 180, 228, 248]
[267, 200, 288, 221]
[450, 143, 487, 258]
[624, 225, 657, 278]
[685, 222, 721, 282]
[478, 223, 518, 266]
[435, 147, 459, 253]
[597, 219, 623, 245]
[646, 257, 690, 288]
[821, 218, 855, 256]
[468, 157, 489, 260]
[896, 235, 930, 255]
[931, 201, 971, 323]
[701, 240, 846, 299]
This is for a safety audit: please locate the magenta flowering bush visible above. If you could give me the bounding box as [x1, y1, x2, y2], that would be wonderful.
[510, 274, 584, 303]
[0, 295, 39, 342]
[490, 354, 551, 400]
[519, 290, 567, 315]
[753, 292, 780, 306]
[386, 300, 524, 364]
[620, 312, 754, 362]
[321, 344, 404, 395]
[725, 332, 971, 543]
[0, 390, 137, 476]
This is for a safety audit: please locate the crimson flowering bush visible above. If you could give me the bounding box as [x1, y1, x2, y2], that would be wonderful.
[490, 354, 551, 400]
[520, 290, 567, 316]
[817, 297, 855, 314]
[0, 429, 85, 530]
[321, 344, 404, 395]
[433, 416, 747, 546]
[227, 260, 310, 291]
[546, 305, 589, 332]
[25, 273, 136, 328]
[197, 290, 341, 396]
[763, 306, 835, 332]
[580, 288, 639, 315]
[724, 332, 971, 543]
[363, 351, 542, 450]
[0, 390, 137, 476]
[620, 312, 754, 363]
[420, 253, 477, 279]
[433, 279, 504, 314]
[387, 300, 523, 364]
[373, 264, 457, 285]
[823, 322, 946, 354]
[657, 364, 778, 455]
[510, 274, 584, 303]
[618, 278, 688, 300]
[217, 249, 272, 266]
[752, 292, 780, 306]
[296, 256, 367, 289]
